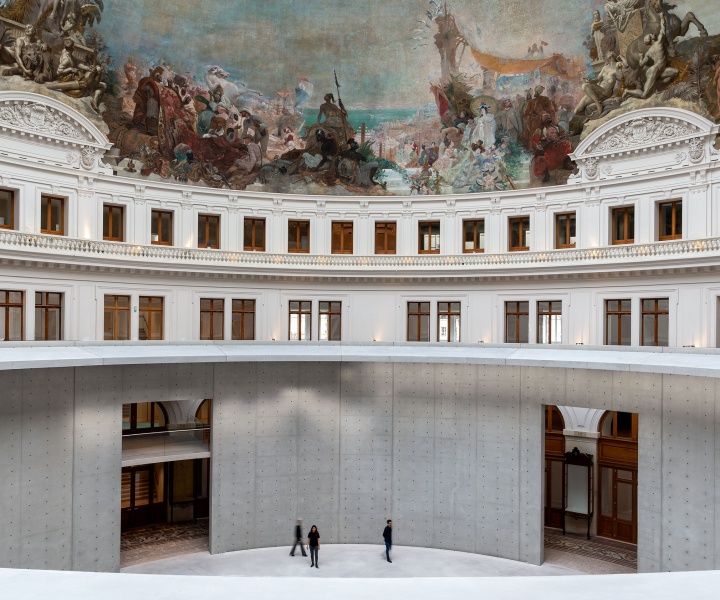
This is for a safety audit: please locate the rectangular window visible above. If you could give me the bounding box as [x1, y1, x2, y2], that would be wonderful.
[331, 221, 353, 254]
[103, 204, 124, 242]
[537, 301, 562, 344]
[232, 299, 255, 340]
[244, 218, 265, 251]
[319, 301, 341, 341]
[418, 221, 440, 254]
[463, 219, 485, 253]
[104, 295, 130, 341]
[606, 299, 631, 346]
[35, 292, 62, 341]
[641, 298, 669, 347]
[0, 290, 23, 341]
[658, 200, 682, 241]
[505, 301, 529, 343]
[288, 220, 310, 253]
[509, 216, 530, 251]
[139, 296, 164, 340]
[0, 189, 15, 230]
[555, 213, 576, 249]
[289, 301, 311, 340]
[407, 301, 430, 342]
[200, 298, 224, 340]
[375, 222, 397, 254]
[612, 206, 634, 245]
[151, 210, 172, 245]
[41, 195, 65, 235]
[437, 301, 460, 342]
[198, 214, 220, 249]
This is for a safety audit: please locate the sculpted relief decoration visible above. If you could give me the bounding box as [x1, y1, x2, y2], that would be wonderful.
[0, 100, 93, 142]
[590, 117, 697, 153]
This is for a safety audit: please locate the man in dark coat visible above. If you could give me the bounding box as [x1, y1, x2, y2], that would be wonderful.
[383, 519, 393, 563]
[290, 518, 307, 556]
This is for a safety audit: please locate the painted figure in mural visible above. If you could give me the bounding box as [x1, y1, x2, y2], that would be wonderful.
[54, 38, 106, 111]
[574, 54, 624, 117]
[226, 135, 262, 175]
[1, 24, 52, 84]
[531, 113, 573, 183]
[133, 67, 165, 136]
[523, 86, 556, 150]
[471, 103, 497, 148]
[605, 0, 641, 33]
[591, 10, 605, 62]
[496, 99, 522, 142]
[317, 93, 347, 130]
[623, 12, 677, 100]
[240, 110, 269, 158]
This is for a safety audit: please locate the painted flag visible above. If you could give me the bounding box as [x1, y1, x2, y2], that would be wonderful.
[295, 76, 314, 108]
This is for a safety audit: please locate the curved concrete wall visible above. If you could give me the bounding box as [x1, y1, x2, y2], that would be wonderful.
[0, 353, 718, 574]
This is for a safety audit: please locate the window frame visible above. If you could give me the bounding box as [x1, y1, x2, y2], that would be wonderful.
[138, 296, 164, 340]
[103, 204, 125, 242]
[288, 300, 312, 340]
[0, 189, 16, 230]
[658, 200, 682, 241]
[605, 299, 632, 346]
[0, 290, 24, 341]
[418, 221, 441, 254]
[407, 301, 431, 342]
[34, 291, 62, 341]
[151, 209, 173, 246]
[40, 195, 65, 236]
[288, 220, 310, 253]
[463, 219, 485, 253]
[641, 297, 669, 347]
[437, 301, 461, 342]
[198, 213, 220, 249]
[508, 216, 530, 252]
[122, 402, 169, 436]
[505, 300, 529, 343]
[554, 212, 576, 249]
[231, 299, 255, 341]
[104, 294, 131, 341]
[244, 217, 266, 251]
[331, 221, 354, 255]
[611, 206, 634, 245]
[319, 301, 342, 341]
[199, 298, 224, 341]
[536, 300, 562, 344]
[374, 221, 397, 255]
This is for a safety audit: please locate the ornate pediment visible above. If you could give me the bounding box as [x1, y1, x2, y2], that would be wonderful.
[0, 101, 93, 143]
[589, 117, 699, 154]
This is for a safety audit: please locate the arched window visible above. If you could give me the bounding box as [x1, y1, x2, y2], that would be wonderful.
[545, 405, 565, 432]
[122, 402, 168, 435]
[195, 399, 211, 427]
[599, 411, 638, 440]
[544, 405, 566, 529]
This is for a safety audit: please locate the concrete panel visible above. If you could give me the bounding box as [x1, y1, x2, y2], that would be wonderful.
[21, 368, 74, 570]
[661, 374, 714, 572]
[0, 370, 22, 567]
[72, 366, 123, 572]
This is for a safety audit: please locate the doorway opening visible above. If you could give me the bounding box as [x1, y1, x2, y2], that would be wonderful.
[543, 405, 638, 574]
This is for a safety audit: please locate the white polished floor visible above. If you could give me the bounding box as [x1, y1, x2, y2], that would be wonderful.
[122, 544, 580, 578]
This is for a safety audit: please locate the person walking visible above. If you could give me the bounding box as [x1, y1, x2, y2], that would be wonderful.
[290, 518, 307, 557]
[383, 519, 392, 563]
[307, 525, 320, 568]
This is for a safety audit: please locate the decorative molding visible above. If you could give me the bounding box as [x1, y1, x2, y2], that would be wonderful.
[688, 137, 705, 163]
[0, 100, 94, 143]
[591, 117, 696, 154]
[585, 157, 599, 180]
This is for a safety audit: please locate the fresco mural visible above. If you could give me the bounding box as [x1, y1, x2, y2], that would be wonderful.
[0, 0, 718, 195]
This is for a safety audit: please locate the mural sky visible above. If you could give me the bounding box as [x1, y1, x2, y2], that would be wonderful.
[1, 0, 719, 196]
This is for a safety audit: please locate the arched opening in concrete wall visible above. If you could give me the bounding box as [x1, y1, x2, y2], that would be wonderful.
[542, 406, 638, 574]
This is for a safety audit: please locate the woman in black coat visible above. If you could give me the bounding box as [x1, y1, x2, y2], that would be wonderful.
[307, 525, 320, 568]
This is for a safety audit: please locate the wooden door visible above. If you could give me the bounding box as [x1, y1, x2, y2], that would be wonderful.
[598, 466, 637, 543]
[121, 465, 167, 530]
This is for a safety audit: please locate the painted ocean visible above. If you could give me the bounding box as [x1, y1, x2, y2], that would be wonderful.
[301, 106, 438, 133]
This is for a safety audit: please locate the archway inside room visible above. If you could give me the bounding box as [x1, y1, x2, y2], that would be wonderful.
[542, 405, 638, 574]
[120, 400, 212, 567]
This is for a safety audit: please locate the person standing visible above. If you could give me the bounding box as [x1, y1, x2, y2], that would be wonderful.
[307, 525, 320, 568]
[290, 518, 306, 557]
[383, 519, 392, 563]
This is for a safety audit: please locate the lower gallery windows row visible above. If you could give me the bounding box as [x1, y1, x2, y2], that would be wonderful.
[0, 292, 670, 346]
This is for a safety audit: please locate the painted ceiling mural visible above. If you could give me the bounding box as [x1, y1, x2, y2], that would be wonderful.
[0, 0, 718, 195]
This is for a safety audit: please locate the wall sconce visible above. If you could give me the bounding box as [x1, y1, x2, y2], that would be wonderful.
[575, 342, 584, 345]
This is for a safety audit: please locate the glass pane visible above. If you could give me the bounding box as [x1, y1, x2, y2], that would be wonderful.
[616, 481, 634, 521]
[642, 315, 655, 345]
[255, 221, 264, 248]
[103, 205, 109, 237]
[601, 467, 612, 517]
[420, 302, 430, 312]
[118, 296, 129, 308]
[300, 224, 309, 250]
[161, 212, 171, 242]
[620, 314, 631, 346]
[112, 208, 122, 239]
[658, 298, 669, 311]
[627, 209, 634, 239]
[288, 222, 297, 249]
[657, 314, 669, 346]
[519, 314, 529, 343]
[675, 203, 682, 234]
[153, 403, 166, 428]
[550, 315, 562, 344]
[136, 403, 151, 429]
[134, 471, 150, 506]
[408, 316, 418, 341]
[140, 297, 149, 309]
[0, 191, 11, 227]
[153, 464, 164, 502]
[660, 204, 672, 236]
[449, 314, 460, 342]
[212, 312, 223, 340]
[209, 218, 219, 247]
[122, 405, 131, 430]
[150, 311, 163, 340]
[47, 309, 60, 340]
[51, 200, 62, 232]
[243, 313, 254, 340]
[614, 211, 624, 241]
[319, 314, 329, 341]
[330, 314, 341, 341]
[439, 314, 448, 342]
[642, 299, 654, 312]
[300, 314, 310, 341]
[200, 312, 211, 339]
[607, 314, 619, 345]
[616, 412, 633, 438]
[419, 314, 429, 342]
[117, 310, 129, 341]
[289, 314, 299, 340]
[198, 218, 207, 246]
[121, 472, 131, 508]
[104, 309, 114, 340]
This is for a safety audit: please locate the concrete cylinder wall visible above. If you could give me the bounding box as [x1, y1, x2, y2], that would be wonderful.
[1, 360, 719, 573]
